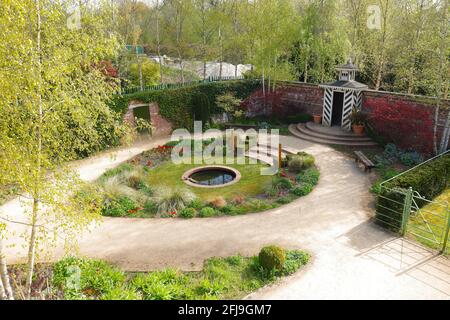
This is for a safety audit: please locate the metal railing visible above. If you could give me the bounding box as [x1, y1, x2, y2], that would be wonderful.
[122, 76, 245, 95]
[376, 151, 450, 254]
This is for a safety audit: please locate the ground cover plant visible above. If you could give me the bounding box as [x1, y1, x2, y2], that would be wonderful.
[11, 246, 309, 300]
[95, 139, 320, 218]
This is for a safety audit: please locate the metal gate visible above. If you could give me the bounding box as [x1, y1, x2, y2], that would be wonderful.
[375, 186, 450, 255]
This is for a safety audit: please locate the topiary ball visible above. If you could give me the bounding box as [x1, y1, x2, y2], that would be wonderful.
[258, 245, 286, 271]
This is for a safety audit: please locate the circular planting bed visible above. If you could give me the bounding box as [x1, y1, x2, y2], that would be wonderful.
[182, 166, 241, 188]
[95, 138, 320, 219]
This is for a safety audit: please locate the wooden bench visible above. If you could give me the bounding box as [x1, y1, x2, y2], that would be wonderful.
[354, 151, 375, 172]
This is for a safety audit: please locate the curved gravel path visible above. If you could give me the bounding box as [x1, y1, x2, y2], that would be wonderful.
[2, 135, 449, 299]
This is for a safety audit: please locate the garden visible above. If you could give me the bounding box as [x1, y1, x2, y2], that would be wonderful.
[10, 246, 309, 300]
[95, 137, 320, 219]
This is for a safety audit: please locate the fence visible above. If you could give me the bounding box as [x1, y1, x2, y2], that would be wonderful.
[122, 76, 245, 95]
[375, 151, 450, 254]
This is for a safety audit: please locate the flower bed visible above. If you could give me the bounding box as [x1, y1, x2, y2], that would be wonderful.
[95, 140, 320, 218]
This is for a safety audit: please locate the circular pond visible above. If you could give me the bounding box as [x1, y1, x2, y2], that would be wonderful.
[182, 166, 241, 188]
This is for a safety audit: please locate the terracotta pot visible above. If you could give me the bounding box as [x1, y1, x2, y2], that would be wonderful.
[313, 114, 322, 124]
[352, 124, 365, 135]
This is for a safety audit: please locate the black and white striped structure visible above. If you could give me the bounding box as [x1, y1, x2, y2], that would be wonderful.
[319, 60, 368, 131]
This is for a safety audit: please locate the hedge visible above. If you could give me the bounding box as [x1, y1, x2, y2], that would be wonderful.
[376, 153, 450, 231]
[111, 80, 261, 130]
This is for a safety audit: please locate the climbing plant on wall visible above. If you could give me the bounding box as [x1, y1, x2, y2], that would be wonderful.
[111, 80, 260, 130]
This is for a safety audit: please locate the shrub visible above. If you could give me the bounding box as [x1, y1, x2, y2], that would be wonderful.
[180, 207, 196, 219]
[287, 157, 304, 173]
[399, 151, 423, 167]
[210, 196, 227, 208]
[231, 195, 245, 205]
[281, 250, 310, 276]
[123, 167, 146, 189]
[292, 183, 313, 196]
[287, 153, 315, 172]
[154, 187, 196, 216]
[376, 153, 450, 231]
[258, 246, 286, 271]
[272, 177, 294, 191]
[189, 198, 205, 210]
[102, 196, 137, 217]
[199, 207, 216, 218]
[53, 258, 126, 299]
[298, 168, 320, 185]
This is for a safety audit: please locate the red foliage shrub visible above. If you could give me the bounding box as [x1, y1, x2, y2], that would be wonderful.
[364, 96, 434, 154]
[93, 60, 119, 78]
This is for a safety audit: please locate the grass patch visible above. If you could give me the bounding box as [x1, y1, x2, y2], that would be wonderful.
[408, 189, 450, 251]
[147, 158, 272, 202]
[51, 250, 310, 300]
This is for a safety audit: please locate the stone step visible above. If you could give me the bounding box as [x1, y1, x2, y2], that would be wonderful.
[305, 122, 359, 137]
[252, 143, 297, 155]
[289, 124, 379, 147]
[248, 147, 288, 158]
[297, 123, 373, 142]
[246, 151, 275, 165]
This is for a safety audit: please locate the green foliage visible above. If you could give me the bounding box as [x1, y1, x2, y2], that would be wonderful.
[376, 154, 450, 231]
[180, 207, 197, 219]
[102, 196, 137, 217]
[131, 269, 189, 300]
[291, 183, 313, 197]
[154, 187, 196, 216]
[297, 168, 320, 185]
[281, 250, 310, 276]
[287, 153, 315, 173]
[216, 93, 244, 119]
[112, 80, 260, 130]
[199, 207, 216, 218]
[272, 177, 294, 192]
[53, 257, 127, 299]
[128, 58, 160, 87]
[53, 248, 309, 300]
[258, 246, 286, 271]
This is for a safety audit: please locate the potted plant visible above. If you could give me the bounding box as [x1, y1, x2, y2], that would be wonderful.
[313, 114, 322, 124]
[350, 109, 367, 135]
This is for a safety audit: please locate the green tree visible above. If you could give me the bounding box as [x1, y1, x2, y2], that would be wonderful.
[129, 58, 161, 87]
[0, 0, 125, 299]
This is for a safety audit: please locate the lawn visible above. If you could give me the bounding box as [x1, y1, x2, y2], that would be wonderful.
[146, 158, 273, 202]
[408, 188, 450, 252]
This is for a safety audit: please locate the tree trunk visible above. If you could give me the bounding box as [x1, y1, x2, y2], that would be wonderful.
[179, 58, 185, 84]
[304, 57, 308, 83]
[25, 199, 39, 299]
[0, 237, 13, 300]
[439, 111, 450, 153]
[0, 278, 5, 300]
[203, 61, 207, 81]
[156, 0, 163, 83]
[25, 0, 43, 300]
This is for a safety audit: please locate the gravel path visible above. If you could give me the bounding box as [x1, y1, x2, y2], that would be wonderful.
[1, 135, 449, 299]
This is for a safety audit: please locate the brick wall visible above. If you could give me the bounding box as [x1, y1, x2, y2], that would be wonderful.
[362, 90, 449, 153]
[244, 82, 323, 118]
[244, 82, 449, 153]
